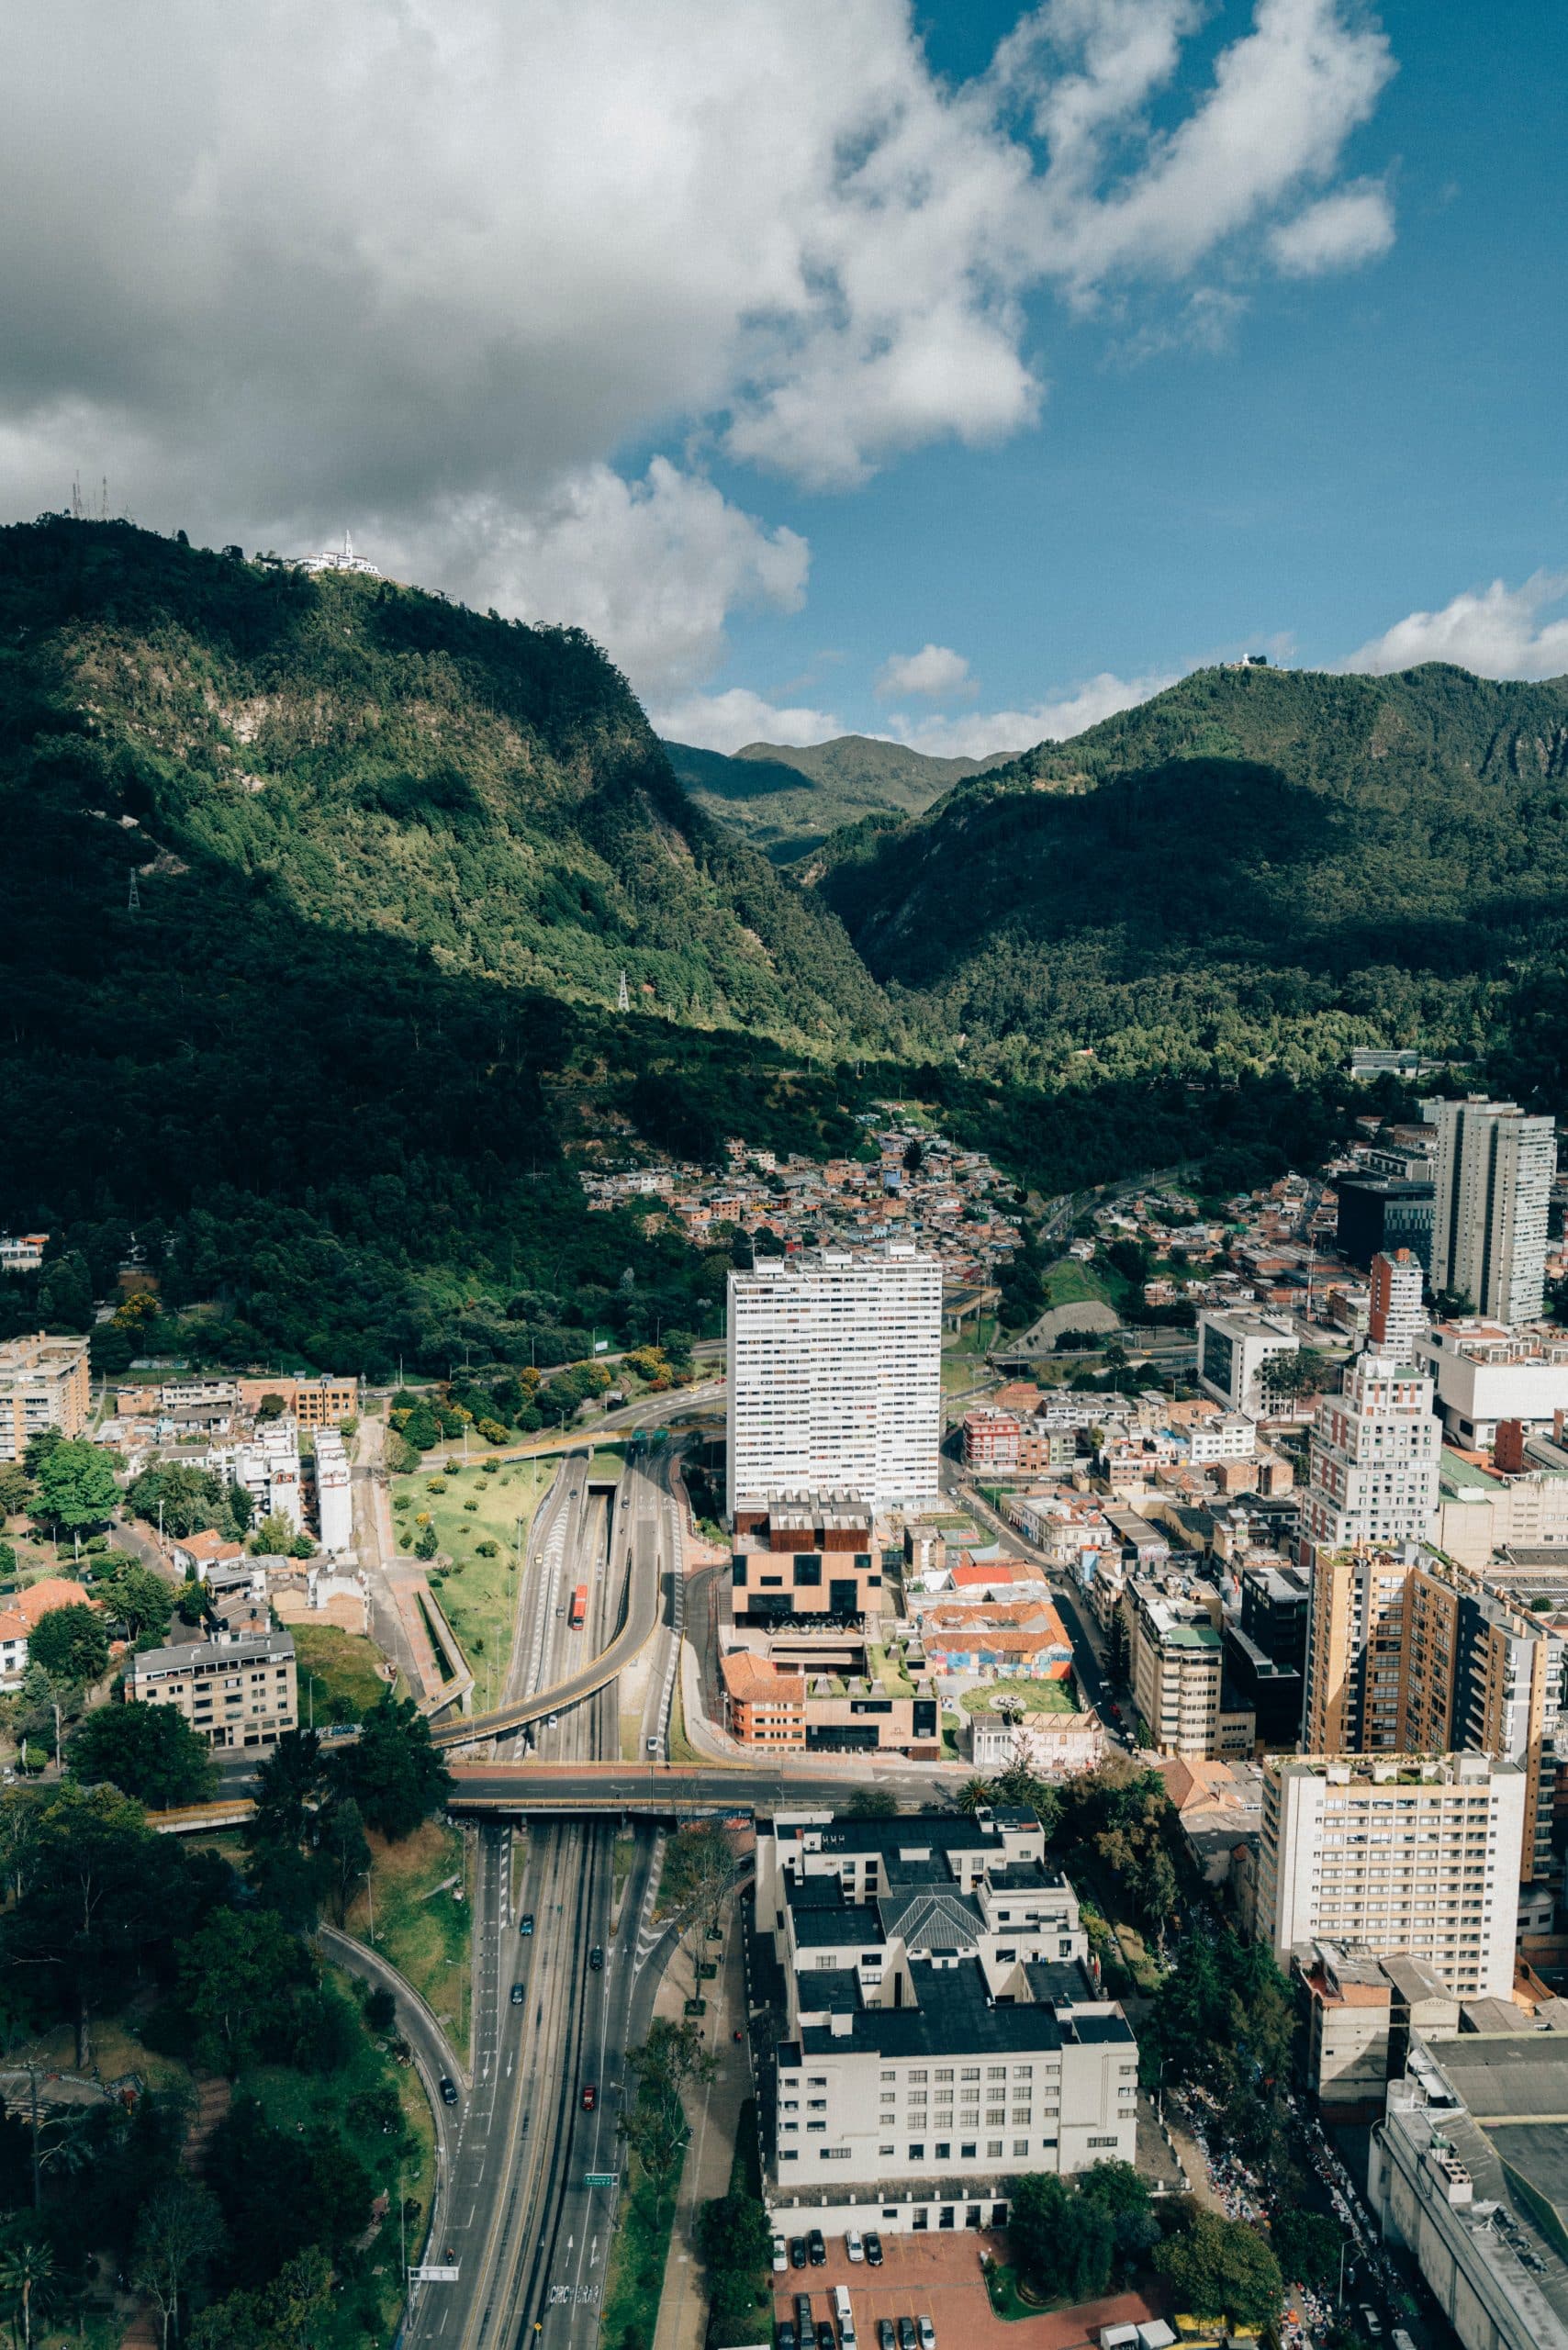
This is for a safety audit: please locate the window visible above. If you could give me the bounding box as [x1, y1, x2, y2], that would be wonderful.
[879, 2143, 895, 2156]
[808, 2098, 826, 2110]
[961, 2067, 980, 2081]
[1013, 2065, 1032, 2078]
[908, 2143, 924, 2162]
[987, 2140, 1003, 2158]
[1087, 2135, 1120, 2148]
[781, 2150, 798, 2162]
[807, 2122, 826, 2133]
[808, 2077, 826, 2087]
[910, 2070, 928, 2083]
[880, 2071, 895, 2082]
[1013, 2140, 1029, 2157]
[935, 2068, 954, 2082]
[988, 2066, 1005, 2080]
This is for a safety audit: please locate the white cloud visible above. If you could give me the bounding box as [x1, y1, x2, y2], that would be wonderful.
[875, 644, 972, 700]
[0, 1, 1401, 694]
[879, 667, 1178, 758]
[1270, 179, 1395, 274]
[649, 686, 844, 755]
[1345, 572, 1568, 680]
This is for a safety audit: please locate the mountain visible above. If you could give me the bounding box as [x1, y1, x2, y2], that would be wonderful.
[812, 661, 1568, 1093]
[663, 732, 1011, 861]
[0, 518, 907, 1374]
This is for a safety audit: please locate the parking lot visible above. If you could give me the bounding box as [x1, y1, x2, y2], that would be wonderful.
[773, 2230, 1166, 2350]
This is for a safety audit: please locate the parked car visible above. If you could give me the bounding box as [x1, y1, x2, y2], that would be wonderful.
[581, 2084, 597, 2110]
[816, 2325, 834, 2350]
[918, 2320, 935, 2350]
[520, 1912, 534, 1935]
[1361, 2312, 1383, 2343]
[438, 2077, 458, 2106]
[878, 2325, 896, 2350]
[790, 2238, 807, 2270]
[772, 2235, 787, 2273]
[808, 2228, 825, 2266]
[510, 1983, 525, 2006]
[589, 1946, 604, 1971]
[864, 2232, 883, 2267]
[777, 2325, 797, 2350]
[795, 2292, 813, 2337]
[547, 1712, 559, 1728]
[898, 2322, 918, 2350]
[846, 2230, 864, 2263]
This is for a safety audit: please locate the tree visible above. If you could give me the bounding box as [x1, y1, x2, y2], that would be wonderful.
[177, 1908, 315, 2072]
[128, 1464, 224, 1541]
[132, 2179, 226, 2348]
[621, 2020, 716, 2217]
[697, 2190, 772, 2337]
[206, 2100, 373, 2288]
[319, 1796, 371, 1926]
[189, 2248, 333, 2350]
[32, 1438, 118, 1537]
[28, 1604, 110, 1685]
[0, 1465, 32, 1519]
[0, 1784, 165, 2064]
[251, 1512, 297, 1556]
[956, 1762, 1061, 1837]
[248, 1729, 325, 1849]
[0, 2240, 54, 2350]
[1267, 1348, 1335, 1400]
[69, 1702, 216, 1809]
[1154, 2211, 1282, 2333]
[1271, 2209, 1343, 2293]
[329, 1693, 451, 1841]
[844, 1788, 898, 1818]
[95, 1563, 175, 1647]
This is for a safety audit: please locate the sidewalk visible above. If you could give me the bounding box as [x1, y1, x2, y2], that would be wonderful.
[651, 1908, 754, 2350]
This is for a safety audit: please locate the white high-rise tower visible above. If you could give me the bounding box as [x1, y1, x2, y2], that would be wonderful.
[726, 1245, 942, 1518]
[1430, 1098, 1554, 1326]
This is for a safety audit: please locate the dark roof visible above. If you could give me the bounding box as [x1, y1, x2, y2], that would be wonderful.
[781, 1807, 1036, 1862]
[986, 1860, 1070, 1893]
[798, 1957, 1069, 2061]
[877, 1889, 986, 1952]
[1025, 1959, 1098, 2007]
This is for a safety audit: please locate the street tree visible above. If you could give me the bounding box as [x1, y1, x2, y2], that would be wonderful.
[132, 2179, 226, 2349]
[329, 1692, 451, 1841]
[621, 2019, 717, 2218]
[32, 1438, 118, 1539]
[28, 1604, 110, 1685]
[95, 1562, 175, 1647]
[1154, 2211, 1282, 2333]
[69, 1703, 216, 1809]
[0, 2240, 55, 2350]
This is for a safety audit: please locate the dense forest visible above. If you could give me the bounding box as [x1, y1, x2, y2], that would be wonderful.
[0, 520, 1557, 1379]
[663, 731, 1007, 863]
[814, 662, 1568, 1096]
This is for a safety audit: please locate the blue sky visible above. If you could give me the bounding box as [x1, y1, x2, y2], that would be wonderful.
[6, 2, 1565, 757]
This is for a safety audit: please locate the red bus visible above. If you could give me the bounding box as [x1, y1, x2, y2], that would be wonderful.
[568, 1584, 588, 1629]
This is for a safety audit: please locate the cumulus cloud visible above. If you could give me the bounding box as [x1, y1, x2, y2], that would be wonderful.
[879, 667, 1178, 759]
[1270, 179, 1395, 274]
[0, 0, 1400, 697]
[648, 687, 844, 755]
[1345, 572, 1568, 680]
[876, 644, 972, 699]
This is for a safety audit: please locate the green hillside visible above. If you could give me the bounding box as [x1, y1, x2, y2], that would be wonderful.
[814, 662, 1568, 1092]
[0, 519, 907, 1373]
[664, 731, 1008, 861]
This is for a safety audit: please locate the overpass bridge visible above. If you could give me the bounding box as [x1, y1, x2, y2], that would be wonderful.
[445, 1759, 959, 1818]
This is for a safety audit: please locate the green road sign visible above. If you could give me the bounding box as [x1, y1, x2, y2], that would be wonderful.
[584, 2172, 617, 2188]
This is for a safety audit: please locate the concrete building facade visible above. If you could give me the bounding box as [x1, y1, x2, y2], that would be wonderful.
[131, 1628, 298, 1751]
[1300, 1351, 1441, 1553]
[1196, 1310, 1300, 1417]
[0, 1332, 90, 1463]
[1431, 1100, 1554, 1328]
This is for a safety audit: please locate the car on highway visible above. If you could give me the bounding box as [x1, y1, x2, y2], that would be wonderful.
[510, 1982, 525, 2006]
[520, 1912, 534, 1935]
[864, 2233, 883, 2267]
[917, 2320, 935, 2350]
[581, 2084, 597, 2110]
[771, 2235, 787, 2272]
[790, 2239, 806, 2270]
[846, 2229, 864, 2263]
[897, 2322, 917, 2350]
[589, 1946, 604, 1970]
[547, 1712, 559, 1728]
[439, 2076, 458, 2106]
[808, 2228, 825, 2266]
[878, 2325, 895, 2350]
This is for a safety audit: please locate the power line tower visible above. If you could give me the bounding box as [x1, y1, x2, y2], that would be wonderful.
[126, 870, 140, 913]
[617, 968, 630, 1013]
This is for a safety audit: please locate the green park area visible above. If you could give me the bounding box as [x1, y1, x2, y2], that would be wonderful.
[391, 1457, 559, 1689]
[292, 1624, 398, 1727]
[1043, 1256, 1114, 1309]
[960, 1676, 1080, 1716]
[343, 1818, 472, 2060]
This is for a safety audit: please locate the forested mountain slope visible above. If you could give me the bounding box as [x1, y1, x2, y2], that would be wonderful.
[0, 519, 902, 1372]
[814, 663, 1568, 1090]
[664, 731, 1008, 860]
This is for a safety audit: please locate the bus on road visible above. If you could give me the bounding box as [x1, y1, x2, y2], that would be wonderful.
[568, 1584, 588, 1629]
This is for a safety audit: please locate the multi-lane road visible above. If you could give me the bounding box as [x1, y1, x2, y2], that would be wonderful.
[408, 1444, 689, 2350]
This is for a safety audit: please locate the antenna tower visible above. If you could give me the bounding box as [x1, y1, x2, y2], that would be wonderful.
[126, 870, 141, 913]
[617, 968, 630, 1013]
[71, 474, 84, 520]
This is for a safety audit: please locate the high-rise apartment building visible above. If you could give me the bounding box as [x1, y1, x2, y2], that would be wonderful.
[313, 1427, 353, 1552]
[1300, 1352, 1441, 1554]
[1255, 1752, 1526, 2000]
[1369, 1249, 1426, 1357]
[0, 1332, 90, 1464]
[1431, 1099, 1554, 1326]
[727, 1245, 942, 1517]
[1124, 1577, 1253, 1758]
[1302, 1543, 1421, 1754]
[1195, 1309, 1300, 1418]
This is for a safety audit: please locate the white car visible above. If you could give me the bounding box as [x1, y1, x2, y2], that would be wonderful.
[772, 2235, 787, 2273]
[846, 2230, 864, 2264]
[918, 2321, 935, 2350]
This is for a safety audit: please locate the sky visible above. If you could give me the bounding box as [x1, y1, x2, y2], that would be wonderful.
[4, 1, 1565, 756]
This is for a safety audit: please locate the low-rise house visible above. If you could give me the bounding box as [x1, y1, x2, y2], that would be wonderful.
[170, 1528, 247, 1582]
[967, 1707, 1106, 1777]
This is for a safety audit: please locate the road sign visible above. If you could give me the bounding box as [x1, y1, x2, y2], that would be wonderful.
[409, 2265, 461, 2282]
[584, 2172, 617, 2188]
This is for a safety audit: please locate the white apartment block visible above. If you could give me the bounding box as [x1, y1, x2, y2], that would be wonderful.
[1256, 1752, 1526, 2001]
[1431, 1099, 1554, 1327]
[0, 1331, 90, 1464]
[233, 1418, 303, 1531]
[1300, 1352, 1440, 1553]
[1186, 1412, 1258, 1464]
[758, 1808, 1137, 2235]
[131, 1628, 298, 1752]
[1369, 1249, 1427, 1359]
[1196, 1310, 1300, 1418]
[1416, 1319, 1568, 1449]
[313, 1428, 353, 1552]
[727, 1246, 942, 1518]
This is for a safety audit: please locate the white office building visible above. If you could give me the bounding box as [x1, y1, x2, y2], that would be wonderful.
[1431, 1099, 1554, 1327]
[1416, 1319, 1568, 1450]
[1196, 1310, 1300, 1419]
[1300, 1351, 1441, 1553]
[758, 1808, 1138, 2234]
[313, 1427, 353, 1552]
[727, 1246, 942, 1518]
[1256, 1752, 1526, 2001]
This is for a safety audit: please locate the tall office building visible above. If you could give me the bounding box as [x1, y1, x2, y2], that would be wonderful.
[727, 1245, 942, 1518]
[1431, 1099, 1554, 1326]
[1256, 1752, 1526, 2000]
[1369, 1249, 1426, 1357]
[0, 1332, 90, 1464]
[1300, 1351, 1441, 1555]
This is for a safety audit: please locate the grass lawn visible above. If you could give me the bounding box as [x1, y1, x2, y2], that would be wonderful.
[983, 2260, 1068, 2322]
[293, 1623, 397, 1725]
[600, 2175, 676, 2349]
[19, 2011, 195, 2097]
[960, 1677, 1079, 1716]
[588, 1446, 628, 1479]
[343, 1819, 472, 2061]
[867, 1642, 916, 1697]
[240, 1964, 436, 2350]
[391, 1457, 557, 1685]
[666, 1672, 700, 1765]
[1044, 1256, 1114, 1308]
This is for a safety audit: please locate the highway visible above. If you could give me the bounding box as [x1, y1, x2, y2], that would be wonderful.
[408, 1444, 689, 2350]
